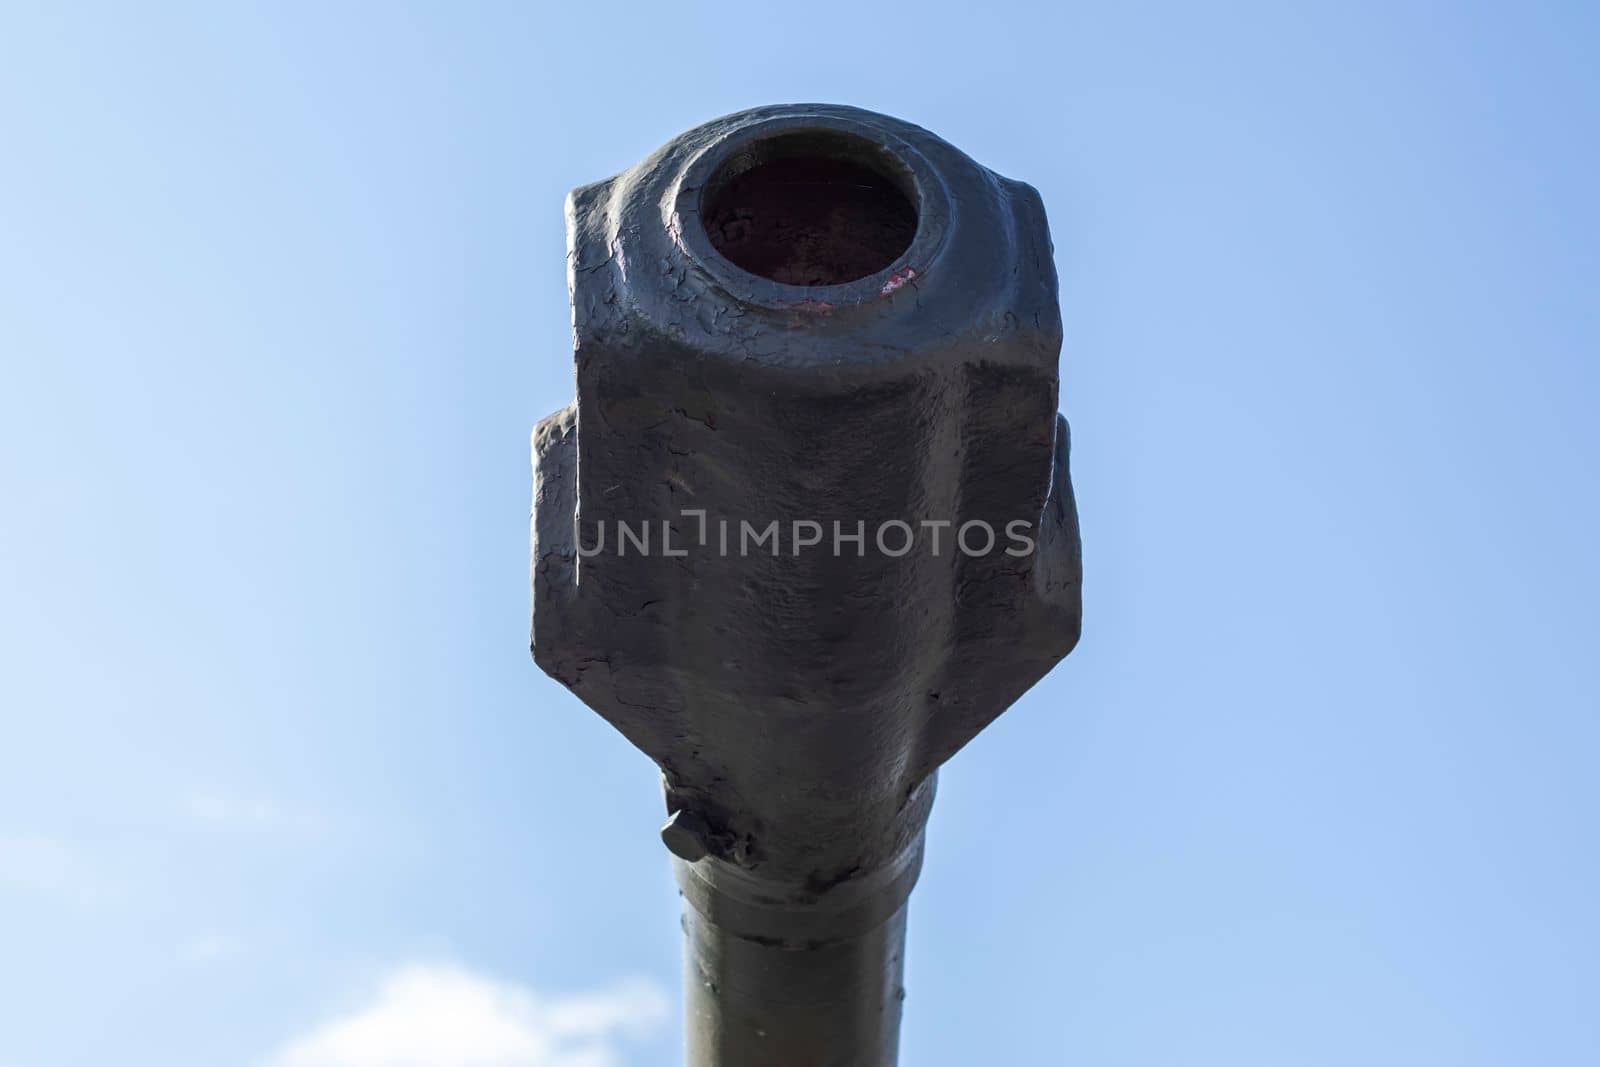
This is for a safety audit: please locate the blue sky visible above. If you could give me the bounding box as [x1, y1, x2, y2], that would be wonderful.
[1, 3, 1596, 1065]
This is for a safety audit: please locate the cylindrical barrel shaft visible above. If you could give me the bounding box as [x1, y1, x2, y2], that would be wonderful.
[671, 830, 926, 1066]
[684, 903, 908, 1066]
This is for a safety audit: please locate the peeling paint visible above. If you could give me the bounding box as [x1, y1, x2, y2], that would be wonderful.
[879, 267, 918, 297]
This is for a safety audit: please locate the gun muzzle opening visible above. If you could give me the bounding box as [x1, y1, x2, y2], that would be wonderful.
[701, 130, 918, 286]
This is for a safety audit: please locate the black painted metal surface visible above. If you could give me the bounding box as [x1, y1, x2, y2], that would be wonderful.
[532, 104, 1081, 1065]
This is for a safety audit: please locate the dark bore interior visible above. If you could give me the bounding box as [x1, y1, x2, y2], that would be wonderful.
[703, 133, 918, 287]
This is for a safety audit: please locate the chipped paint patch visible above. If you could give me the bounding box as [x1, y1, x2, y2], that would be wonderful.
[880, 267, 918, 297]
[794, 298, 837, 312]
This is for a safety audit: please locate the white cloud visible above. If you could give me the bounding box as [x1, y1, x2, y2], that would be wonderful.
[0, 832, 124, 907]
[0, 832, 75, 893]
[264, 964, 669, 1067]
[183, 789, 335, 837]
[178, 932, 244, 965]
[186, 790, 284, 827]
